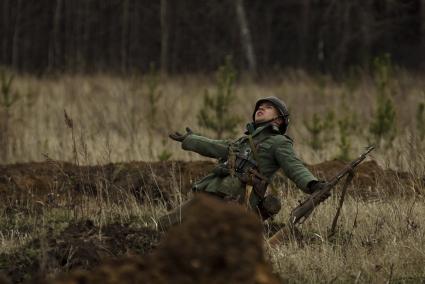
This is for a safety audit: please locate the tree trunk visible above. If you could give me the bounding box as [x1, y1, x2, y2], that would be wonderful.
[160, 0, 169, 76]
[421, 0, 425, 47]
[334, 0, 351, 73]
[2, 0, 9, 64]
[360, 1, 372, 67]
[78, 0, 90, 71]
[262, 4, 273, 68]
[235, 0, 257, 74]
[12, 0, 22, 70]
[121, 0, 129, 73]
[49, 0, 63, 70]
[298, 0, 310, 67]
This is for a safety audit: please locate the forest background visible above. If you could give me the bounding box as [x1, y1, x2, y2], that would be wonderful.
[1, 0, 425, 75]
[1, 0, 425, 168]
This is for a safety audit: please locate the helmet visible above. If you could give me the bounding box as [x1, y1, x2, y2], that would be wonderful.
[252, 96, 290, 133]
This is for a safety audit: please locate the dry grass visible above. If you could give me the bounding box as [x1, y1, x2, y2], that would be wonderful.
[1, 171, 424, 282]
[1, 71, 425, 282]
[267, 182, 425, 282]
[2, 71, 424, 170]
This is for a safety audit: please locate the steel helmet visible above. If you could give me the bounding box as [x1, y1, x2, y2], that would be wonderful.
[252, 96, 290, 133]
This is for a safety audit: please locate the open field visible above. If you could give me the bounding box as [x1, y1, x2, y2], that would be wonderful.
[1, 71, 424, 169]
[0, 72, 425, 283]
[0, 157, 424, 283]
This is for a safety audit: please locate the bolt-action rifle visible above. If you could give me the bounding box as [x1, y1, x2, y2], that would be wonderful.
[289, 146, 375, 226]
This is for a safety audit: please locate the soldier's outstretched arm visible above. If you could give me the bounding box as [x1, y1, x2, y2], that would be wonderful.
[273, 135, 318, 193]
[169, 127, 230, 159]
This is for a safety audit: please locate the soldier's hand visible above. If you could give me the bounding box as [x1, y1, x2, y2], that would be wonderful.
[309, 180, 331, 200]
[169, 127, 193, 142]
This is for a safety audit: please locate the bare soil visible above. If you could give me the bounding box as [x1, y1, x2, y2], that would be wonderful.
[309, 160, 423, 197]
[0, 220, 160, 283]
[0, 159, 423, 283]
[48, 195, 280, 284]
[0, 160, 214, 205]
[0, 159, 422, 206]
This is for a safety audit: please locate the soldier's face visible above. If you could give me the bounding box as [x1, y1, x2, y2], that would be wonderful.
[254, 102, 280, 123]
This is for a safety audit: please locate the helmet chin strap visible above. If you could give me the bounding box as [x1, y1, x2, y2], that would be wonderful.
[255, 116, 283, 127]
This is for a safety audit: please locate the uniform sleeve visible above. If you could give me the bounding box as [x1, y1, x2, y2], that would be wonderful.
[181, 134, 230, 159]
[273, 136, 317, 192]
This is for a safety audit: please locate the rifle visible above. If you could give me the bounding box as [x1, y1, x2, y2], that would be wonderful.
[289, 146, 375, 226]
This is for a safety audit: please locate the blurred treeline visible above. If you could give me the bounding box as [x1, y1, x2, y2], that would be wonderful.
[1, 0, 424, 75]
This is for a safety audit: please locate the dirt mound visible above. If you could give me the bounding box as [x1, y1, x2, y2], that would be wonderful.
[0, 160, 214, 205]
[0, 159, 422, 206]
[49, 195, 280, 284]
[0, 220, 160, 283]
[308, 160, 422, 196]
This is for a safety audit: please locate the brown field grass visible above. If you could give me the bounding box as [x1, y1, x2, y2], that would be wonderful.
[268, 188, 425, 282]
[1, 70, 424, 170]
[0, 71, 425, 283]
[1, 172, 424, 283]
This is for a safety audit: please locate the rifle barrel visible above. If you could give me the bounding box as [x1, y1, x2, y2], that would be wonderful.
[290, 146, 375, 226]
[328, 146, 375, 187]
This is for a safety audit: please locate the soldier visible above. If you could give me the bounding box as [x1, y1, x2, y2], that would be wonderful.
[158, 96, 327, 230]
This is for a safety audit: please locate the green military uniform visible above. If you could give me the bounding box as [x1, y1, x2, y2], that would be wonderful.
[182, 122, 317, 209]
[158, 96, 319, 230]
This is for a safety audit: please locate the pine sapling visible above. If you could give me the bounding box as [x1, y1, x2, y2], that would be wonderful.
[304, 110, 335, 151]
[337, 113, 357, 161]
[417, 102, 425, 141]
[197, 57, 241, 139]
[369, 54, 397, 148]
[0, 70, 20, 162]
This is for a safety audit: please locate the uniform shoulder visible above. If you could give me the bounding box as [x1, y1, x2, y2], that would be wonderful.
[268, 134, 294, 145]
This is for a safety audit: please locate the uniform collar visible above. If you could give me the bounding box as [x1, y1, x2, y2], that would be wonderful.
[244, 122, 280, 137]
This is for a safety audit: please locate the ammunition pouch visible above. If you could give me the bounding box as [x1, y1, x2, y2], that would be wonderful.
[258, 195, 281, 220]
[212, 154, 257, 178]
[237, 167, 269, 199]
[212, 153, 271, 207]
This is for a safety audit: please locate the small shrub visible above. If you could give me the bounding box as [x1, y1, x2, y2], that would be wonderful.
[0, 70, 20, 162]
[369, 93, 397, 147]
[417, 102, 425, 141]
[157, 138, 173, 161]
[336, 113, 357, 161]
[373, 53, 393, 97]
[304, 110, 335, 151]
[0, 71, 20, 108]
[197, 57, 242, 139]
[369, 54, 397, 147]
[144, 65, 162, 158]
[146, 65, 162, 126]
[158, 149, 173, 161]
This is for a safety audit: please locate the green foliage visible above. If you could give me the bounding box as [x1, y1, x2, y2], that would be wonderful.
[344, 66, 361, 96]
[417, 102, 425, 141]
[369, 94, 397, 146]
[314, 74, 328, 98]
[157, 136, 173, 161]
[145, 64, 162, 125]
[304, 110, 335, 151]
[369, 54, 397, 147]
[336, 113, 357, 161]
[0, 70, 20, 109]
[197, 57, 242, 139]
[157, 149, 172, 161]
[0, 69, 20, 162]
[373, 54, 393, 97]
[144, 65, 163, 158]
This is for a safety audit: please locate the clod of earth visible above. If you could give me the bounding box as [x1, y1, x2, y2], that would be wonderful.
[47, 194, 280, 284]
[1, 221, 160, 283]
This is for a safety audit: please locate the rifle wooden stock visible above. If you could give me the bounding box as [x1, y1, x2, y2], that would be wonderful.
[289, 146, 375, 226]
